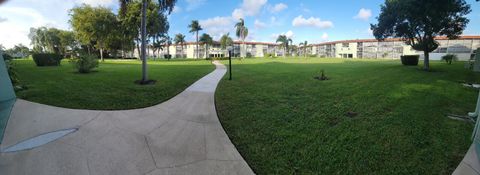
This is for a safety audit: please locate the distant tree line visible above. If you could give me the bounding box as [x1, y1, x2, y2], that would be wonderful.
[27, 1, 170, 61]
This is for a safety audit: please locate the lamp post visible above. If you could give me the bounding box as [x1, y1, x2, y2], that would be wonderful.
[227, 46, 233, 80]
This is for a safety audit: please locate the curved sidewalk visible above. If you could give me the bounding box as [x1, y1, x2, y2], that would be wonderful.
[0, 61, 254, 175]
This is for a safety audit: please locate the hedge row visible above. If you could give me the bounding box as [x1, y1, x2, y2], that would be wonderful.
[32, 53, 63, 66]
[400, 55, 419, 66]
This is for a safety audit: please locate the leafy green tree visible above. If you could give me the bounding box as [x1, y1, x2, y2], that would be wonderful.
[235, 18, 248, 58]
[276, 35, 292, 57]
[199, 33, 213, 59]
[371, 0, 471, 71]
[164, 36, 172, 59]
[220, 33, 233, 49]
[119, 0, 175, 83]
[6, 44, 30, 58]
[189, 20, 202, 59]
[174, 33, 186, 58]
[70, 5, 118, 61]
[220, 33, 233, 56]
[29, 27, 62, 54]
[58, 30, 77, 57]
[299, 41, 308, 58]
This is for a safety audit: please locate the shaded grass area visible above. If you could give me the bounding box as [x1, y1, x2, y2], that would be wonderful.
[215, 58, 480, 174]
[14, 59, 214, 110]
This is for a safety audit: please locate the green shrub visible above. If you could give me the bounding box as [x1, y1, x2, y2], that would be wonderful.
[442, 54, 458, 65]
[73, 54, 99, 73]
[400, 55, 419, 66]
[264, 53, 275, 58]
[32, 53, 63, 66]
[246, 53, 253, 58]
[2, 53, 13, 61]
[308, 54, 317, 57]
[5, 59, 19, 85]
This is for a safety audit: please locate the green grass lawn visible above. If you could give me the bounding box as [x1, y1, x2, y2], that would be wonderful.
[215, 58, 480, 174]
[14, 59, 214, 110]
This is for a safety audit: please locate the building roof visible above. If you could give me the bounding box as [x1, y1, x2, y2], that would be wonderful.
[169, 41, 280, 46]
[165, 35, 480, 47]
[310, 35, 480, 46]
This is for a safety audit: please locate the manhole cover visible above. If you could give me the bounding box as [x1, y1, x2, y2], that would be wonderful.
[2, 128, 78, 153]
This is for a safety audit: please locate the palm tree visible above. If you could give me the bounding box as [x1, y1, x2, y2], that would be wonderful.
[199, 33, 213, 59]
[234, 18, 248, 59]
[188, 20, 202, 59]
[164, 35, 172, 60]
[299, 41, 308, 58]
[174, 33, 185, 58]
[119, 0, 177, 83]
[276, 35, 292, 57]
[220, 33, 233, 57]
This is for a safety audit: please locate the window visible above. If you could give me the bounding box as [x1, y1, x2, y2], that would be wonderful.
[342, 43, 349, 48]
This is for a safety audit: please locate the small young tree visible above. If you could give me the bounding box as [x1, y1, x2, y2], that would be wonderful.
[371, 0, 471, 71]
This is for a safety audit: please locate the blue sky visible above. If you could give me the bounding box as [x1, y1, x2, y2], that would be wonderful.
[0, 0, 479, 48]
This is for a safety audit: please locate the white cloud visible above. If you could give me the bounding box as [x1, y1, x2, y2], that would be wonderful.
[199, 16, 235, 40]
[254, 19, 267, 29]
[354, 8, 372, 21]
[0, 17, 7, 23]
[285, 30, 294, 39]
[366, 28, 373, 35]
[75, 0, 115, 7]
[269, 3, 287, 13]
[292, 15, 333, 29]
[172, 6, 182, 14]
[232, 9, 245, 20]
[0, 6, 63, 48]
[321, 32, 329, 41]
[231, 0, 268, 20]
[186, 0, 206, 11]
[299, 3, 311, 14]
[271, 30, 294, 41]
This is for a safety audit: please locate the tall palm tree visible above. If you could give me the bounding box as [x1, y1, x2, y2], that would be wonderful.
[119, 0, 177, 83]
[188, 20, 202, 59]
[234, 18, 248, 59]
[276, 35, 292, 57]
[199, 33, 213, 59]
[174, 33, 185, 58]
[299, 41, 308, 58]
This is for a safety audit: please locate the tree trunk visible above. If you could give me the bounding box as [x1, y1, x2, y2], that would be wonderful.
[167, 43, 170, 58]
[136, 42, 141, 60]
[140, 0, 148, 82]
[423, 51, 430, 71]
[100, 48, 104, 62]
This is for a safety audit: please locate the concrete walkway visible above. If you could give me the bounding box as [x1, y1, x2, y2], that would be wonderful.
[0, 61, 254, 175]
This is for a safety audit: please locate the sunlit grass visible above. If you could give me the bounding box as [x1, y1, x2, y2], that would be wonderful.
[216, 57, 480, 174]
[14, 59, 214, 110]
